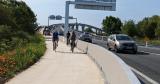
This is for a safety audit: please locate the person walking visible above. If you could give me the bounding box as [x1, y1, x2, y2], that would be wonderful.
[70, 31, 76, 52]
[66, 31, 70, 45]
[52, 31, 59, 51]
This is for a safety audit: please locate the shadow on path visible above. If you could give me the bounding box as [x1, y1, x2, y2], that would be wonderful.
[56, 51, 86, 54]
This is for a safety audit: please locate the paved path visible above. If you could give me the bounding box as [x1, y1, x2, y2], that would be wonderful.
[6, 39, 104, 84]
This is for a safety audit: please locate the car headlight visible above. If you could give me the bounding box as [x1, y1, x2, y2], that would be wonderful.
[116, 41, 122, 47]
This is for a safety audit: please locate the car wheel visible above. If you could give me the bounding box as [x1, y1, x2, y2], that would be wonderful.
[114, 45, 120, 53]
[90, 40, 92, 43]
[107, 44, 111, 50]
[133, 50, 137, 54]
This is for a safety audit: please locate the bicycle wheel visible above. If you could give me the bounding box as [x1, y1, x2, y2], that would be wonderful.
[71, 45, 74, 53]
[53, 41, 56, 51]
[71, 42, 75, 53]
[55, 41, 57, 51]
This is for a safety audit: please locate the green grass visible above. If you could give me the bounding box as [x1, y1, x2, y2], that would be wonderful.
[136, 39, 160, 46]
[0, 34, 46, 83]
[150, 40, 160, 46]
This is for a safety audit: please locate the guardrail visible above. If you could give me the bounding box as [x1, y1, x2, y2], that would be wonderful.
[76, 40, 141, 84]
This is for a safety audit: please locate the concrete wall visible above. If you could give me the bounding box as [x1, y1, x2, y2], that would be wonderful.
[77, 40, 141, 84]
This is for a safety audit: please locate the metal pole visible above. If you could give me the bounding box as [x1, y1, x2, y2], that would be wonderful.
[75, 18, 78, 31]
[48, 17, 49, 27]
[75, 18, 77, 24]
[64, 1, 70, 38]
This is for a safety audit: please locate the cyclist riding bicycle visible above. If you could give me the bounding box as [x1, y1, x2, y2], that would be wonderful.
[66, 31, 71, 45]
[70, 31, 76, 52]
[52, 31, 59, 51]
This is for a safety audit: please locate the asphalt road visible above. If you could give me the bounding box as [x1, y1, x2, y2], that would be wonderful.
[95, 42, 160, 84]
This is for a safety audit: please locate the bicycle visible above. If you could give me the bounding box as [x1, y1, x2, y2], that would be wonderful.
[70, 41, 76, 53]
[67, 38, 70, 45]
[53, 40, 58, 51]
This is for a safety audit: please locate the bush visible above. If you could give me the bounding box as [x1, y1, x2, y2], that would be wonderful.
[0, 37, 28, 54]
[150, 40, 160, 46]
[0, 34, 46, 83]
[0, 25, 32, 54]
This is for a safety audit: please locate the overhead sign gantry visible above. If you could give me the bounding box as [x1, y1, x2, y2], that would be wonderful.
[64, 0, 116, 37]
[75, 0, 116, 11]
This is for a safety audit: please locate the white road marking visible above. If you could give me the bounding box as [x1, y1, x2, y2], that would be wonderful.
[138, 46, 160, 50]
[129, 66, 159, 84]
[140, 51, 160, 56]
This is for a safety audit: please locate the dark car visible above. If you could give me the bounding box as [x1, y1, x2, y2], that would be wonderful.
[43, 28, 51, 36]
[79, 32, 92, 43]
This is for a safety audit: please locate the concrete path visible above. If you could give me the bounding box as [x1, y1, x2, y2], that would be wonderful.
[6, 39, 104, 84]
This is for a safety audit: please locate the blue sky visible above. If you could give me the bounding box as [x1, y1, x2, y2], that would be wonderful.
[23, 0, 160, 28]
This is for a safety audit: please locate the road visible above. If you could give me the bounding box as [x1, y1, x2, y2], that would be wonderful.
[95, 42, 160, 84]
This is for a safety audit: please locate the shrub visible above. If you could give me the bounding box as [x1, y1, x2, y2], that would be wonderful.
[0, 34, 46, 83]
[150, 40, 160, 46]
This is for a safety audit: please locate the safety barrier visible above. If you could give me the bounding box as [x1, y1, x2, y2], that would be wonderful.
[76, 40, 141, 84]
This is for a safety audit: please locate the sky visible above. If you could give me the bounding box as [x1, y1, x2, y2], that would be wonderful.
[22, 0, 160, 28]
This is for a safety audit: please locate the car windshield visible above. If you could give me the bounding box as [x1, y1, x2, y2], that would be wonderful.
[116, 35, 132, 41]
[84, 34, 90, 37]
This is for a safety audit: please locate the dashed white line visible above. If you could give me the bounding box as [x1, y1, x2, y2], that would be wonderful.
[140, 51, 160, 56]
[129, 66, 159, 84]
[138, 46, 160, 50]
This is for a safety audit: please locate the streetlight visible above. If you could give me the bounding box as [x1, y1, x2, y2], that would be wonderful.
[48, 15, 56, 27]
[68, 16, 77, 23]
[48, 15, 78, 33]
[48, 15, 77, 27]
[56, 15, 63, 20]
[68, 16, 78, 30]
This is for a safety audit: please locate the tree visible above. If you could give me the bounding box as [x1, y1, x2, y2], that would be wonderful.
[0, 25, 12, 40]
[155, 28, 160, 40]
[145, 22, 157, 39]
[122, 20, 137, 37]
[155, 22, 160, 39]
[84, 27, 93, 33]
[0, 3, 17, 28]
[137, 16, 158, 39]
[102, 16, 122, 35]
[13, 1, 37, 34]
[0, 0, 37, 53]
[0, 0, 37, 34]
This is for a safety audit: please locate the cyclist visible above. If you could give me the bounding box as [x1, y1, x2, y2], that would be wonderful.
[70, 31, 76, 52]
[52, 31, 59, 51]
[66, 31, 70, 45]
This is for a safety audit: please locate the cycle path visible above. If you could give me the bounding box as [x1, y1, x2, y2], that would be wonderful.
[6, 39, 104, 84]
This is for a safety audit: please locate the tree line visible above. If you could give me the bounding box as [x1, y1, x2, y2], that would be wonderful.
[0, 0, 37, 53]
[102, 15, 160, 40]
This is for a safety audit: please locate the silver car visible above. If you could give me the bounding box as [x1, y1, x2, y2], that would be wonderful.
[107, 34, 137, 53]
[79, 32, 92, 43]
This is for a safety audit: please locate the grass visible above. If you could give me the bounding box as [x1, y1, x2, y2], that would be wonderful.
[136, 39, 160, 46]
[0, 33, 46, 83]
[150, 40, 160, 46]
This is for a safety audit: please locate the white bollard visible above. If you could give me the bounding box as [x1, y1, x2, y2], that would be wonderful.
[145, 41, 148, 47]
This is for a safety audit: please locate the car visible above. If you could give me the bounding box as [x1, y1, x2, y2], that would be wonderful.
[43, 27, 51, 36]
[107, 34, 137, 53]
[79, 32, 92, 43]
